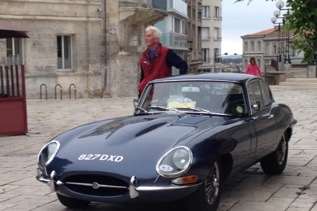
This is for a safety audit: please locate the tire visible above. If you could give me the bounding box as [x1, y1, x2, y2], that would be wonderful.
[57, 194, 90, 209]
[183, 161, 222, 211]
[260, 136, 288, 175]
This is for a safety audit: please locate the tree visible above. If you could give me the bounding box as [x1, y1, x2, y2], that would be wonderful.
[236, 0, 317, 64]
[286, 0, 317, 63]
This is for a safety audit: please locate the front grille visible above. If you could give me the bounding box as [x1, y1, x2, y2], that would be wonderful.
[64, 174, 129, 197]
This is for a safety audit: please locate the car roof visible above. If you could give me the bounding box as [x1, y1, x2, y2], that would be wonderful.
[152, 73, 257, 84]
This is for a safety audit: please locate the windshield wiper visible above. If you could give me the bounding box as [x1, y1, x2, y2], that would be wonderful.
[135, 106, 176, 115]
[149, 106, 179, 112]
[175, 107, 233, 117]
[148, 106, 170, 111]
[135, 106, 149, 114]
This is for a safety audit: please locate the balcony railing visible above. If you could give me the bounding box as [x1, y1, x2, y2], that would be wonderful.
[167, 0, 188, 17]
[120, 0, 167, 11]
[161, 32, 188, 50]
[151, 0, 167, 10]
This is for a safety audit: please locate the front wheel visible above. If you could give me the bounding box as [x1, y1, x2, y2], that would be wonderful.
[260, 136, 288, 175]
[183, 161, 222, 211]
[57, 194, 90, 209]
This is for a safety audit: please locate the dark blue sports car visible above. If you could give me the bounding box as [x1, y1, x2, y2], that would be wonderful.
[37, 73, 296, 211]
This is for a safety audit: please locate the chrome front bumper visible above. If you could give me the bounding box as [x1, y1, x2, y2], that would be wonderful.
[37, 171, 201, 201]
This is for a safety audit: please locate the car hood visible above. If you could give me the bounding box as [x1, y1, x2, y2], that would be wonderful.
[51, 113, 229, 179]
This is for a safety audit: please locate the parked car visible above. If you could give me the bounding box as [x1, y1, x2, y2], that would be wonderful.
[36, 73, 296, 211]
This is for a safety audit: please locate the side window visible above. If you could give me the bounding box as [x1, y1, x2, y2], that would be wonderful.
[260, 80, 273, 106]
[248, 80, 264, 113]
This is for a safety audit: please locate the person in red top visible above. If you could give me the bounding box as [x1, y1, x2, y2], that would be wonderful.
[246, 57, 262, 77]
[138, 26, 188, 95]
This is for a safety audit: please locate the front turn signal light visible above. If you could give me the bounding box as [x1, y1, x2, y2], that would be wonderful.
[172, 175, 199, 185]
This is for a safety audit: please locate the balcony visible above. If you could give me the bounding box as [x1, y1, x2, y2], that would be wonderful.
[151, 0, 168, 10]
[167, 0, 188, 17]
[119, 0, 167, 25]
[161, 32, 188, 50]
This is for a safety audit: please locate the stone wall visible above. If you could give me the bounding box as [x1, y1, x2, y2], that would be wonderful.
[0, 0, 106, 98]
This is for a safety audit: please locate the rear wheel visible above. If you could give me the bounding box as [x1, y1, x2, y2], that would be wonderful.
[260, 136, 288, 175]
[57, 194, 90, 209]
[183, 161, 222, 211]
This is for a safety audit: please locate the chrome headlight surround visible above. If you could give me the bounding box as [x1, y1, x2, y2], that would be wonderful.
[37, 140, 60, 166]
[156, 146, 193, 178]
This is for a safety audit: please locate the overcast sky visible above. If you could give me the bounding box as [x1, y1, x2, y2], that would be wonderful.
[222, 0, 277, 55]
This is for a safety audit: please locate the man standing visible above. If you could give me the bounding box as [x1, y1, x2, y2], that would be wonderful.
[138, 26, 188, 94]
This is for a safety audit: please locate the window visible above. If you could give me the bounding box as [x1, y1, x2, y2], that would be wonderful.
[181, 20, 186, 34]
[214, 6, 220, 18]
[174, 17, 181, 33]
[140, 81, 246, 116]
[201, 27, 210, 40]
[257, 41, 262, 51]
[6, 38, 23, 64]
[214, 27, 221, 41]
[273, 45, 277, 55]
[202, 48, 210, 63]
[251, 41, 255, 52]
[244, 41, 248, 52]
[260, 80, 273, 106]
[214, 48, 220, 63]
[265, 42, 270, 55]
[57, 35, 72, 70]
[202, 6, 210, 18]
[248, 80, 264, 113]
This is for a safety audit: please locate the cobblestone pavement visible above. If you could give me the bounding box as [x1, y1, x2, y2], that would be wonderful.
[0, 87, 317, 211]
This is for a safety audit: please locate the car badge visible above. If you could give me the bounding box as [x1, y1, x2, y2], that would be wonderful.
[92, 182, 100, 190]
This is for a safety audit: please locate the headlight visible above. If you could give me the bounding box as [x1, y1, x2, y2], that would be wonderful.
[37, 140, 60, 166]
[156, 146, 193, 178]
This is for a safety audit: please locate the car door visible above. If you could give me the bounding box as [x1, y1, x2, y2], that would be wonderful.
[247, 79, 278, 160]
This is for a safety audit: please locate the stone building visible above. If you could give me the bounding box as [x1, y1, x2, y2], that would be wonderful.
[199, 0, 222, 72]
[105, 0, 166, 97]
[154, 0, 189, 75]
[1, 0, 210, 98]
[241, 27, 302, 73]
[186, 0, 203, 71]
[0, 0, 106, 98]
[0, 0, 168, 98]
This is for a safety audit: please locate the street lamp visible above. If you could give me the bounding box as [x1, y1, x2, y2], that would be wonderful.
[271, 0, 292, 66]
[276, 0, 285, 10]
[273, 10, 281, 18]
[271, 16, 277, 24]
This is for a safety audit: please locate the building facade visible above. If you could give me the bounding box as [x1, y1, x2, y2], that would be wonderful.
[0, 0, 106, 98]
[186, 0, 203, 72]
[0, 0, 168, 98]
[199, 0, 222, 72]
[105, 0, 166, 97]
[155, 0, 188, 74]
[241, 28, 302, 73]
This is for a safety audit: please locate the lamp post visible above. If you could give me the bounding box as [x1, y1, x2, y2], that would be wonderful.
[271, 0, 291, 72]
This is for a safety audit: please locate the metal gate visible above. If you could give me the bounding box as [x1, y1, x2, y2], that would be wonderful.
[0, 65, 27, 135]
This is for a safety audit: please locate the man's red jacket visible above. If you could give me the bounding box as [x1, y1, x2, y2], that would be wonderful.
[138, 44, 188, 94]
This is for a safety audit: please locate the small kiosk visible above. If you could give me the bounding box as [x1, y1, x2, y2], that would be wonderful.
[0, 29, 28, 136]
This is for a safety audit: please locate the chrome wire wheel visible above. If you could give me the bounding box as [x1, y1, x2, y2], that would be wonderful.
[277, 136, 287, 165]
[204, 162, 220, 205]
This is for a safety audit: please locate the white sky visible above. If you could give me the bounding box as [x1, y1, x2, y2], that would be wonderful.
[222, 0, 277, 55]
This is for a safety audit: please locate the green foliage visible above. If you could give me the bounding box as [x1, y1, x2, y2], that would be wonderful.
[286, 0, 317, 63]
[236, 0, 317, 64]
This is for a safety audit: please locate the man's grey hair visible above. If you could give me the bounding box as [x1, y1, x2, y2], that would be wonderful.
[145, 26, 162, 38]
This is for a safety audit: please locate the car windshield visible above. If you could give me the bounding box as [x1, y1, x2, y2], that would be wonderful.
[139, 81, 247, 116]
